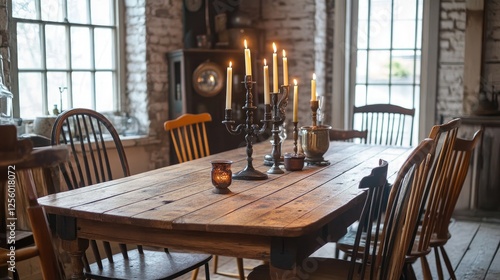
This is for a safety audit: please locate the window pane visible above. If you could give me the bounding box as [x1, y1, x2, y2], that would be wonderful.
[41, 0, 65, 22]
[391, 50, 415, 82]
[17, 23, 42, 69]
[366, 85, 389, 104]
[369, 1, 392, 49]
[67, 0, 89, 24]
[367, 50, 390, 84]
[356, 50, 367, 83]
[390, 85, 414, 108]
[95, 28, 113, 69]
[19, 72, 43, 118]
[46, 25, 68, 69]
[71, 27, 91, 69]
[13, 0, 37, 20]
[95, 72, 114, 111]
[91, 0, 113, 26]
[72, 72, 92, 108]
[47, 72, 69, 112]
[392, 20, 416, 49]
[354, 85, 367, 106]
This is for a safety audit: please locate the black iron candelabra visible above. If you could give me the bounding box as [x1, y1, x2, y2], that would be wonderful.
[266, 85, 289, 174]
[223, 75, 270, 180]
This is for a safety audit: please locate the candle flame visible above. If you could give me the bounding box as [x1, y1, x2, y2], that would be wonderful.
[264, 58, 267, 66]
[283, 49, 286, 57]
[313, 73, 316, 80]
[244, 39, 248, 49]
[294, 79, 297, 86]
[273, 43, 277, 53]
[229, 61, 232, 67]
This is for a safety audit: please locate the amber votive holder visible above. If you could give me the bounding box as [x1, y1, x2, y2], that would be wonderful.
[211, 160, 233, 194]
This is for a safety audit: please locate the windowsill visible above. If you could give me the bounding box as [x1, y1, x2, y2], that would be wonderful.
[118, 134, 161, 147]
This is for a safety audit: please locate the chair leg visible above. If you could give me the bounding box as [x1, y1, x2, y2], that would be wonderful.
[204, 263, 210, 280]
[212, 255, 219, 274]
[420, 256, 432, 280]
[439, 246, 456, 280]
[190, 267, 199, 280]
[434, 247, 444, 280]
[236, 257, 245, 280]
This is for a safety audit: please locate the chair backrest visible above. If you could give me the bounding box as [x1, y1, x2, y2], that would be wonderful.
[374, 138, 434, 279]
[408, 118, 461, 259]
[0, 125, 66, 280]
[348, 159, 389, 279]
[433, 129, 482, 240]
[352, 104, 415, 146]
[164, 113, 212, 163]
[50, 108, 133, 271]
[51, 108, 130, 189]
[329, 129, 368, 143]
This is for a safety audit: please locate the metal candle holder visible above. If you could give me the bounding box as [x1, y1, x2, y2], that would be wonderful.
[223, 75, 270, 180]
[266, 85, 290, 174]
[299, 100, 331, 166]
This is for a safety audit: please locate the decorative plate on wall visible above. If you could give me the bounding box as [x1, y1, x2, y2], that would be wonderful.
[192, 61, 224, 97]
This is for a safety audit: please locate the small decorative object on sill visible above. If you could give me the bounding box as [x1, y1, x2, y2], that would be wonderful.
[211, 160, 233, 194]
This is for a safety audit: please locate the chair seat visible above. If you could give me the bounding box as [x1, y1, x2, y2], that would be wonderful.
[86, 249, 212, 280]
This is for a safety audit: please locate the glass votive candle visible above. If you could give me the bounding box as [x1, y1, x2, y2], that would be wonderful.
[211, 160, 233, 194]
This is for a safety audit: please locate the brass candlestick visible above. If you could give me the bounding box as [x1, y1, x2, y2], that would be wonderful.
[310, 100, 319, 127]
[223, 75, 270, 180]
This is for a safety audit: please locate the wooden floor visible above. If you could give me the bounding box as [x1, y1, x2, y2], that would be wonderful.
[176, 218, 500, 280]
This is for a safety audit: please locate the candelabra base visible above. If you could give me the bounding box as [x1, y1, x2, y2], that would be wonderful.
[233, 166, 269, 180]
[263, 154, 284, 166]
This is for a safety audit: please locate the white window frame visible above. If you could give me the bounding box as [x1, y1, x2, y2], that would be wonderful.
[9, 0, 125, 119]
[332, 0, 439, 141]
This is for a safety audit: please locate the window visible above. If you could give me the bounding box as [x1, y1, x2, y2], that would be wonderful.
[11, 0, 120, 119]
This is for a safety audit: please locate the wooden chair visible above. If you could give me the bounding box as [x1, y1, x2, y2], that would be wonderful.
[0, 125, 67, 280]
[352, 104, 415, 146]
[425, 129, 482, 280]
[329, 128, 368, 143]
[51, 108, 212, 280]
[247, 138, 435, 280]
[164, 113, 245, 280]
[164, 113, 212, 164]
[336, 118, 462, 279]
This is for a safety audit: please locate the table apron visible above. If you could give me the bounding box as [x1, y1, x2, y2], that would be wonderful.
[74, 218, 272, 261]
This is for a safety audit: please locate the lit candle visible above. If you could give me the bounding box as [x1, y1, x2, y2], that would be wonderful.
[282, 50, 288, 86]
[311, 73, 317, 101]
[293, 79, 298, 122]
[263, 59, 270, 105]
[244, 40, 252, 76]
[273, 43, 278, 92]
[226, 62, 232, 109]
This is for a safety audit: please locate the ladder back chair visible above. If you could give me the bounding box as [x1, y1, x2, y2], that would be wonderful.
[51, 108, 212, 280]
[352, 104, 415, 146]
[164, 113, 212, 164]
[427, 129, 482, 280]
[0, 125, 67, 280]
[164, 113, 245, 280]
[329, 128, 368, 143]
[248, 138, 435, 280]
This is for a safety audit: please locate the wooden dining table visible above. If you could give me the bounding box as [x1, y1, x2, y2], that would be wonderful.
[38, 140, 413, 279]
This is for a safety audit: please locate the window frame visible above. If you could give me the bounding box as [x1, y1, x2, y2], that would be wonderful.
[9, 0, 125, 119]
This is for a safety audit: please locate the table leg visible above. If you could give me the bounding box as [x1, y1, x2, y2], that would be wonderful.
[61, 238, 88, 280]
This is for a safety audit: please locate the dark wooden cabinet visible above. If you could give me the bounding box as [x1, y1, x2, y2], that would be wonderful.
[167, 49, 266, 162]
